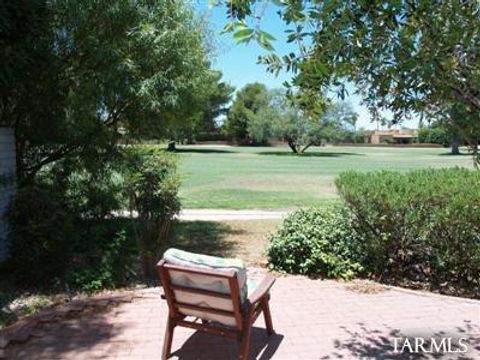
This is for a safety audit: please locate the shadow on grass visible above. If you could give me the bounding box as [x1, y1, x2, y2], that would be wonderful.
[257, 151, 364, 157]
[174, 148, 235, 154]
[438, 152, 473, 156]
[165, 220, 243, 258]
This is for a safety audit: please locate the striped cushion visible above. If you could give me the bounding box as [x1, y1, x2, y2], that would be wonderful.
[163, 248, 249, 326]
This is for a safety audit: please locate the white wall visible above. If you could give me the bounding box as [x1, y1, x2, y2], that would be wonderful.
[0, 128, 16, 262]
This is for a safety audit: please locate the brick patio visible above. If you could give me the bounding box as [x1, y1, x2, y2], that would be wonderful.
[4, 273, 480, 359]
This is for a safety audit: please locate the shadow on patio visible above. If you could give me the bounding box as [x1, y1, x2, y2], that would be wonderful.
[171, 327, 284, 360]
[320, 320, 480, 360]
[3, 293, 136, 359]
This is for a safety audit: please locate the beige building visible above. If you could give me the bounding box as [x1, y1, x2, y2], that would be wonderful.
[365, 129, 418, 144]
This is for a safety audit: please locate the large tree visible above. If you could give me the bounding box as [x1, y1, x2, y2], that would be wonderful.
[165, 70, 235, 150]
[325, 102, 359, 131]
[1, 0, 212, 183]
[221, 0, 480, 164]
[196, 70, 235, 135]
[224, 82, 270, 143]
[247, 89, 349, 153]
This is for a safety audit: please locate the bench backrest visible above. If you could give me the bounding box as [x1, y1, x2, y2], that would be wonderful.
[157, 260, 244, 329]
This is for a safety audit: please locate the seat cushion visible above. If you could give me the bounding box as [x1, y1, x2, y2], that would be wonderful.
[163, 248, 249, 327]
[163, 248, 248, 302]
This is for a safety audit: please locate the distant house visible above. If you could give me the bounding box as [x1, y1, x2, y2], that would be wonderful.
[365, 129, 418, 144]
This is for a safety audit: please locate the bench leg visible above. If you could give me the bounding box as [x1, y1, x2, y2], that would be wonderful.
[239, 320, 252, 360]
[262, 296, 274, 336]
[162, 316, 175, 360]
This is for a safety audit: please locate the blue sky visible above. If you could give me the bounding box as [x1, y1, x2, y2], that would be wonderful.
[195, 2, 418, 130]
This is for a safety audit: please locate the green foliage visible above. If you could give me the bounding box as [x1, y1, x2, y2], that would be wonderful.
[7, 181, 137, 290]
[6, 143, 182, 289]
[194, 132, 229, 142]
[8, 185, 75, 285]
[224, 83, 270, 142]
[124, 146, 180, 222]
[47, 151, 126, 220]
[253, 91, 354, 152]
[418, 125, 451, 147]
[336, 169, 480, 297]
[2, 1, 212, 183]
[67, 228, 136, 292]
[197, 71, 235, 134]
[323, 102, 358, 131]
[3, 1, 208, 292]
[223, 1, 480, 163]
[0, 291, 51, 327]
[242, 88, 347, 152]
[165, 70, 235, 145]
[330, 129, 366, 144]
[124, 146, 181, 279]
[267, 206, 363, 280]
[271, 104, 328, 153]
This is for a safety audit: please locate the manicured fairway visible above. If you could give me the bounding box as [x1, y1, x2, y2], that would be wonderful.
[177, 145, 473, 209]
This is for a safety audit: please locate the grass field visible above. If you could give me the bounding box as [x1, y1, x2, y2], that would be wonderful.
[177, 145, 473, 209]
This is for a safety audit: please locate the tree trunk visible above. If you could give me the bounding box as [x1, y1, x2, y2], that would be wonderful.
[451, 132, 460, 155]
[471, 137, 479, 168]
[286, 138, 298, 153]
[300, 142, 313, 153]
[167, 140, 176, 152]
[140, 253, 157, 281]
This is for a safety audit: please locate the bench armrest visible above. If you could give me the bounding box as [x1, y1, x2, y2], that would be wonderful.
[247, 275, 275, 306]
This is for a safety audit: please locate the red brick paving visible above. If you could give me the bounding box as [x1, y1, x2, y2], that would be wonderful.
[4, 274, 480, 359]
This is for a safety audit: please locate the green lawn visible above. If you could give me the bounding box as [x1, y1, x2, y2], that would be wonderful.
[177, 145, 473, 209]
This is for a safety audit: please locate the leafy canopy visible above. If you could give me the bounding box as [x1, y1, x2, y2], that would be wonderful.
[220, 0, 480, 162]
[224, 82, 270, 142]
[1, 0, 212, 182]
[165, 70, 235, 144]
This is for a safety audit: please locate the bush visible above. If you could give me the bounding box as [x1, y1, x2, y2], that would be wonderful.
[194, 132, 228, 142]
[336, 168, 480, 297]
[66, 226, 137, 292]
[8, 183, 138, 290]
[47, 153, 125, 220]
[6, 145, 181, 290]
[124, 146, 181, 279]
[267, 206, 363, 280]
[8, 185, 75, 285]
[418, 126, 451, 146]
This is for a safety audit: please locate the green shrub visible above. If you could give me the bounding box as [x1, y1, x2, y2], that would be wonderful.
[194, 132, 228, 142]
[8, 185, 75, 285]
[67, 227, 137, 292]
[418, 126, 451, 146]
[47, 154, 125, 220]
[7, 145, 181, 290]
[267, 206, 363, 279]
[124, 146, 181, 279]
[336, 168, 480, 297]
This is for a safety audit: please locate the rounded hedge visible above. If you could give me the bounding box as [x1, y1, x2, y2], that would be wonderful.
[267, 206, 363, 279]
[336, 168, 480, 297]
